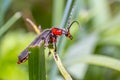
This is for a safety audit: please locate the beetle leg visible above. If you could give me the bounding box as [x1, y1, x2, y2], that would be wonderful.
[54, 42, 57, 52]
[53, 42, 58, 60]
[48, 49, 51, 56]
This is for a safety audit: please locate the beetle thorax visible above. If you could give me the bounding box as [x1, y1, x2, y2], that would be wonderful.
[51, 28, 62, 36]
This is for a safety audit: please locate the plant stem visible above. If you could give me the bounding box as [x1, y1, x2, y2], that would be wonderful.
[50, 49, 72, 80]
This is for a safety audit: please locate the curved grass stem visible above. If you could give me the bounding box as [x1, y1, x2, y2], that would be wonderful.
[50, 49, 72, 80]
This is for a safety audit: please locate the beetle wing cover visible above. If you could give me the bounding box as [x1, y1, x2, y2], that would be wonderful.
[18, 29, 51, 63]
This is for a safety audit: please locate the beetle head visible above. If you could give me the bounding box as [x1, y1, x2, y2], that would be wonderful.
[65, 31, 73, 40]
[65, 21, 80, 40]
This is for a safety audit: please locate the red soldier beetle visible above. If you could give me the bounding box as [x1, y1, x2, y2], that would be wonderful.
[17, 20, 80, 64]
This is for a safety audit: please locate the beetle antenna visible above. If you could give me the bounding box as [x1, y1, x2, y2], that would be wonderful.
[67, 20, 80, 32]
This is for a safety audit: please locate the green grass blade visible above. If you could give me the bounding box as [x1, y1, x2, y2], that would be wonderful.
[28, 44, 46, 80]
[64, 55, 120, 72]
[52, 0, 64, 26]
[59, 0, 75, 28]
[58, 0, 76, 54]
[50, 0, 75, 79]
[0, 0, 12, 27]
[0, 12, 21, 37]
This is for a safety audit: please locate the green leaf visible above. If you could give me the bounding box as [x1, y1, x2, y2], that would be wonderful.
[64, 33, 98, 79]
[0, 12, 21, 37]
[89, 0, 110, 28]
[50, 0, 76, 79]
[28, 44, 46, 80]
[52, 0, 64, 26]
[58, 0, 76, 54]
[64, 55, 120, 72]
[0, 0, 12, 27]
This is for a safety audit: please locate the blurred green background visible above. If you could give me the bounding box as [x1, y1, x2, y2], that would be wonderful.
[1, 0, 120, 80]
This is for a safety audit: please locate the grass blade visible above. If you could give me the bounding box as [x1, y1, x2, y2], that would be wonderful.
[59, 0, 75, 28]
[0, 12, 21, 37]
[0, 0, 12, 27]
[52, 0, 64, 26]
[64, 55, 120, 72]
[28, 44, 46, 80]
[50, 0, 75, 79]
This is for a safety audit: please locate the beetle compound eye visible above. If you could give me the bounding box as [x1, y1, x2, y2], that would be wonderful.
[65, 33, 73, 40]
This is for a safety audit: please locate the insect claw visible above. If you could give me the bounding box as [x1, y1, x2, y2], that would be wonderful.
[48, 51, 51, 56]
[54, 52, 58, 60]
[54, 48, 58, 60]
[54, 49, 57, 52]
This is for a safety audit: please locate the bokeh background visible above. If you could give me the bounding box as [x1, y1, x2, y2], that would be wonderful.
[1, 0, 120, 80]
